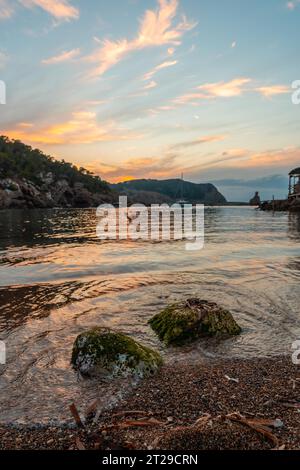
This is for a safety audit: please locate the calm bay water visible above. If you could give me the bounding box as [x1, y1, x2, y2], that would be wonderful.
[0, 206, 299, 424]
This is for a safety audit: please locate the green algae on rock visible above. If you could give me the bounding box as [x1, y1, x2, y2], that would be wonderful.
[149, 299, 242, 346]
[71, 327, 163, 378]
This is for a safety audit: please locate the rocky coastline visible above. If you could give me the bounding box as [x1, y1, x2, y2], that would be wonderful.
[0, 176, 116, 209]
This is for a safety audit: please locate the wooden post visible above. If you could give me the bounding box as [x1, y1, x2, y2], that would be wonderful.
[272, 195, 275, 211]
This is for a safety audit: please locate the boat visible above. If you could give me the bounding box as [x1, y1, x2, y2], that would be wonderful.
[176, 173, 189, 205]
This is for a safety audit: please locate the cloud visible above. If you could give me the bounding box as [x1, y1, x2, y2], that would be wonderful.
[173, 78, 290, 105]
[235, 147, 300, 170]
[144, 80, 158, 90]
[198, 78, 251, 98]
[41, 48, 81, 65]
[286, 1, 300, 10]
[134, 0, 195, 47]
[255, 85, 290, 97]
[231, 41, 236, 48]
[171, 134, 227, 150]
[85, 153, 181, 182]
[167, 47, 175, 55]
[143, 59, 178, 80]
[173, 78, 252, 105]
[50, 143, 300, 184]
[18, 122, 34, 128]
[85, 0, 196, 78]
[0, 0, 14, 19]
[19, 0, 79, 21]
[191, 146, 300, 173]
[4, 111, 139, 145]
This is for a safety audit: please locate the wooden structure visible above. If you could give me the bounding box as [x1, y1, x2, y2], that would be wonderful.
[289, 167, 300, 201]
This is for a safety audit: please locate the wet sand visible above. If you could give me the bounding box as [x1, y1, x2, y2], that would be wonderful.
[1, 356, 300, 450]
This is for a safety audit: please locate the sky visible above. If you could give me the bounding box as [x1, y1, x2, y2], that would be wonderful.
[0, 0, 300, 200]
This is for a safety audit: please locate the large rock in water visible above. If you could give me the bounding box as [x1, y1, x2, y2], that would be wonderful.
[149, 299, 241, 346]
[71, 327, 162, 378]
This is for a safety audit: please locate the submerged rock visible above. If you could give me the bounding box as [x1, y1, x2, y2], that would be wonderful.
[71, 327, 162, 378]
[149, 299, 241, 346]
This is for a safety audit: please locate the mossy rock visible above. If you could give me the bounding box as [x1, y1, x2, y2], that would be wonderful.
[71, 327, 163, 378]
[149, 298, 242, 346]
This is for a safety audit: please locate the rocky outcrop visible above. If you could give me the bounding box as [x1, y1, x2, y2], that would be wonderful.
[149, 298, 242, 346]
[0, 176, 117, 209]
[71, 327, 163, 378]
[249, 191, 261, 206]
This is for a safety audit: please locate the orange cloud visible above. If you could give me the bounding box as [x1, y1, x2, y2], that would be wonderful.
[86, 0, 195, 78]
[19, 0, 79, 21]
[173, 78, 252, 105]
[0, 0, 14, 19]
[5, 112, 139, 145]
[255, 85, 290, 97]
[18, 122, 34, 128]
[84, 154, 181, 182]
[198, 78, 251, 98]
[59, 145, 300, 183]
[42, 48, 81, 65]
[190, 147, 300, 172]
[235, 147, 300, 169]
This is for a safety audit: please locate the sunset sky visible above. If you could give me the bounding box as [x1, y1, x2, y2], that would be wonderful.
[0, 0, 299, 199]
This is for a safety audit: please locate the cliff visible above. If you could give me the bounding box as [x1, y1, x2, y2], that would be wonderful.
[0, 136, 116, 209]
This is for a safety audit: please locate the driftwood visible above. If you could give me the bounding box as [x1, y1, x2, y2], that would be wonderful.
[69, 403, 84, 428]
[225, 412, 280, 447]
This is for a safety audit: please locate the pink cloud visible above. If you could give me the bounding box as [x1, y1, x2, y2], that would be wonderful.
[86, 0, 196, 78]
[42, 48, 81, 65]
[19, 0, 79, 21]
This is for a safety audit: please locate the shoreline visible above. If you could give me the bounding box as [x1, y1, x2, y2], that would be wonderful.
[1, 355, 300, 450]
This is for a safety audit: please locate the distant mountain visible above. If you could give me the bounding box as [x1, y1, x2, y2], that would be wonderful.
[0, 136, 115, 208]
[112, 178, 227, 204]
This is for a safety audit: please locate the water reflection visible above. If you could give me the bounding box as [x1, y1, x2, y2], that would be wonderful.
[0, 208, 98, 250]
[0, 206, 300, 424]
[288, 212, 300, 241]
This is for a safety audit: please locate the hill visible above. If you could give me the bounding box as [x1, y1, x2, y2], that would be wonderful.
[0, 136, 227, 208]
[113, 178, 226, 204]
[0, 136, 116, 208]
